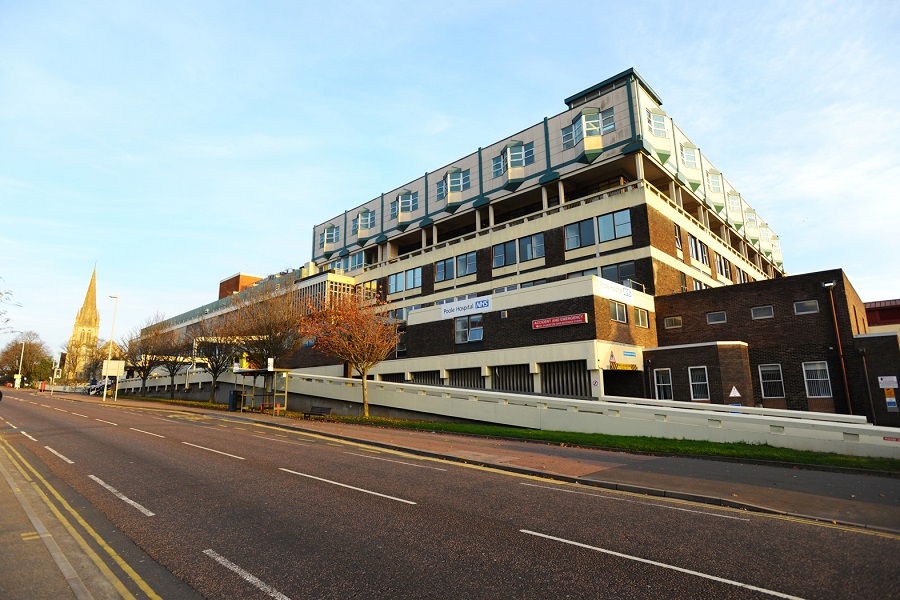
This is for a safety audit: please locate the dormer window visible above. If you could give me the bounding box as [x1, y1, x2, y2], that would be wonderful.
[352, 209, 376, 235]
[437, 169, 470, 201]
[707, 170, 723, 193]
[319, 224, 340, 248]
[492, 142, 534, 178]
[390, 191, 418, 220]
[646, 109, 667, 138]
[680, 144, 699, 169]
[563, 108, 613, 160]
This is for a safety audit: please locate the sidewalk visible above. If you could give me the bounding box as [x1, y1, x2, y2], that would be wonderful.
[80, 395, 900, 533]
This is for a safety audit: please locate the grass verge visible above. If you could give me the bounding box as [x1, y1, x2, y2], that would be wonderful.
[117, 395, 900, 473]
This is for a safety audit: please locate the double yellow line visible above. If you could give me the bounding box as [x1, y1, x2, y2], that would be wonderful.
[0, 434, 161, 599]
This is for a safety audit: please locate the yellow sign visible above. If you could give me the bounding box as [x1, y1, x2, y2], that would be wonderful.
[607, 363, 638, 371]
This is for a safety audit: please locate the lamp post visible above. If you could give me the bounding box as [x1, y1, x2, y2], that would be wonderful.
[102, 295, 118, 402]
[15, 341, 25, 388]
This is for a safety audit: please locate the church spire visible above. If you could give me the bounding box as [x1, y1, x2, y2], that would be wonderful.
[76, 266, 100, 327]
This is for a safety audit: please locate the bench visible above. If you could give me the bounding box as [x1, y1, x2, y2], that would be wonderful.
[302, 406, 331, 419]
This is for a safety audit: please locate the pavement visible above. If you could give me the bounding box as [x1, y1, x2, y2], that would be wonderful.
[2, 391, 899, 599]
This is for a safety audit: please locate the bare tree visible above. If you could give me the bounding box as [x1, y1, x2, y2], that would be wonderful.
[190, 316, 238, 403]
[301, 295, 399, 417]
[121, 313, 167, 394]
[0, 279, 16, 335]
[227, 290, 306, 369]
[157, 330, 193, 399]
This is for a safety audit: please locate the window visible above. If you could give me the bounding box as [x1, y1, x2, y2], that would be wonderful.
[727, 193, 741, 215]
[646, 109, 667, 137]
[435, 258, 454, 282]
[689, 366, 710, 401]
[715, 255, 732, 279]
[320, 225, 340, 247]
[674, 224, 682, 250]
[493, 142, 535, 176]
[449, 169, 470, 192]
[601, 261, 636, 287]
[706, 311, 727, 324]
[794, 300, 819, 315]
[455, 314, 483, 344]
[456, 251, 476, 276]
[494, 284, 518, 294]
[737, 269, 750, 284]
[635, 307, 649, 328]
[561, 118, 583, 150]
[759, 364, 785, 398]
[707, 171, 723, 193]
[680, 144, 699, 169]
[654, 369, 673, 400]
[388, 272, 404, 294]
[352, 210, 376, 234]
[803, 361, 832, 398]
[436, 179, 447, 201]
[598, 209, 632, 242]
[664, 316, 682, 329]
[565, 218, 595, 250]
[698, 242, 710, 266]
[679, 272, 688, 293]
[751, 305, 774, 320]
[601, 108, 615, 133]
[583, 112, 601, 137]
[520, 279, 546, 288]
[400, 191, 418, 212]
[348, 252, 363, 271]
[610, 301, 627, 323]
[519, 233, 544, 262]
[405, 267, 422, 290]
[493, 240, 517, 268]
[390, 200, 399, 220]
[688, 235, 698, 260]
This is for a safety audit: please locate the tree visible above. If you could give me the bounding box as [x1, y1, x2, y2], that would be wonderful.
[0, 331, 52, 386]
[61, 340, 87, 384]
[190, 316, 238, 403]
[157, 330, 193, 399]
[227, 290, 306, 369]
[121, 313, 167, 394]
[301, 295, 399, 417]
[0, 279, 16, 335]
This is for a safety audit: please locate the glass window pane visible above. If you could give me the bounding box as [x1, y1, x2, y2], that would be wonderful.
[580, 219, 595, 247]
[614, 210, 632, 237]
[598, 214, 615, 242]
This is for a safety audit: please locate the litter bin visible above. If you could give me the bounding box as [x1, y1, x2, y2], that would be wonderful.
[228, 390, 243, 412]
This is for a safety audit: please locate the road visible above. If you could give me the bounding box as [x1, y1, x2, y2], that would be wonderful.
[1, 390, 898, 599]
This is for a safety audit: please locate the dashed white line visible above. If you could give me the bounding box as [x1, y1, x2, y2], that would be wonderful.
[279, 468, 417, 504]
[520, 530, 803, 599]
[344, 452, 447, 471]
[53, 407, 68, 413]
[6, 422, 18, 429]
[21, 432, 37, 442]
[182, 442, 245, 460]
[520, 483, 750, 521]
[72, 413, 89, 418]
[94, 419, 118, 426]
[203, 549, 291, 600]
[130, 428, 165, 438]
[88, 475, 155, 517]
[45, 446, 74, 464]
[252, 435, 311, 446]
[40, 404, 51, 408]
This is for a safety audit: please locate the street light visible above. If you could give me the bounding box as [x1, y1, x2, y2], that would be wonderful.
[15, 341, 24, 388]
[102, 295, 118, 402]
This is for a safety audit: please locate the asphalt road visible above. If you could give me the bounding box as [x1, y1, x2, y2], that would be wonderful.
[2, 391, 898, 599]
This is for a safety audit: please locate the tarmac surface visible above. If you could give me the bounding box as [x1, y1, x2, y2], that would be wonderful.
[2, 391, 899, 598]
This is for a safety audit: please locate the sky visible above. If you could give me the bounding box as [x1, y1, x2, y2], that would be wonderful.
[2, 0, 899, 355]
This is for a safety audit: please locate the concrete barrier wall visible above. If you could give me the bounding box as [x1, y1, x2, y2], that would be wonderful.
[115, 370, 900, 459]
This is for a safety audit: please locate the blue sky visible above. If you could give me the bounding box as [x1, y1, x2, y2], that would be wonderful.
[2, 0, 899, 354]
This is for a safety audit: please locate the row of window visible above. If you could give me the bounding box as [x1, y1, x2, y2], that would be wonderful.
[565, 209, 633, 251]
[435, 251, 477, 283]
[492, 233, 545, 268]
[610, 301, 650, 328]
[653, 362, 832, 402]
[663, 300, 820, 329]
[388, 267, 422, 294]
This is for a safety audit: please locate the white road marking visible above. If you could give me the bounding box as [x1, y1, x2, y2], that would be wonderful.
[53, 407, 68, 413]
[182, 442, 245, 460]
[95, 419, 118, 426]
[252, 435, 311, 446]
[521, 483, 750, 521]
[345, 452, 447, 471]
[21, 432, 37, 442]
[130, 428, 165, 438]
[88, 475, 155, 517]
[45, 446, 74, 464]
[520, 530, 803, 599]
[6, 422, 18, 429]
[72, 413, 89, 418]
[203, 549, 291, 600]
[280, 468, 417, 504]
[41, 404, 51, 408]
